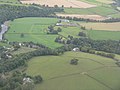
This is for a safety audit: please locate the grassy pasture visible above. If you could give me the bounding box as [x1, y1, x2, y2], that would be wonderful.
[5, 17, 62, 48]
[56, 26, 81, 38]
[88, 30, 120, 40]
[26, 51, 120, 90]
[0, 0, 20, 3]
[63, 6, 119, 16]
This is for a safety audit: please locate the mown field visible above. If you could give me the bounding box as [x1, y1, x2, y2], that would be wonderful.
[87, 30, 120, 40]
[63, 6, 118, 16]
[26, 51, 120, 90]
[5, 17, 62, 48]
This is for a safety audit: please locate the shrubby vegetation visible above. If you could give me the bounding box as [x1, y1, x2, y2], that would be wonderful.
[47, 25, 62, 34]
[0, 70, 43, 90]
[70, 58, 79, 65]
[78, 32, 86, 37]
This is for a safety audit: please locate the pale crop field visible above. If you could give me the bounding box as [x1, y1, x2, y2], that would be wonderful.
[20, 0, 96, 8]
[79, 22, 120, 31]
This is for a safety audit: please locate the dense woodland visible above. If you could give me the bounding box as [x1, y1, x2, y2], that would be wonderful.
[0, 4, 63, 25]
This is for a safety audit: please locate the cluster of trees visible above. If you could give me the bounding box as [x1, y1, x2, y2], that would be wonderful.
[0, 71, 43, 90]
[81, 26, 86, 30]
[79, 46, 115, 59]
[47, 25, 62, 34]
[9, 41, 47, 49]
[78, 32, 86, 37]
[65, 38, 120, 55]
[55, 36, 66, 44]
[0, 4, 63, 25]
[55, 37, 118, 58]
[114, 61, 120, 67]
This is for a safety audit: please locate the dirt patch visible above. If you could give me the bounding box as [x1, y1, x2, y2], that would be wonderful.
[20, 0, 96, 8]
[56, 14, 106, 20]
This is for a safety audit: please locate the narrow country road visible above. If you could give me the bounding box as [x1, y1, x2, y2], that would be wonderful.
[0, 21, 9, 41]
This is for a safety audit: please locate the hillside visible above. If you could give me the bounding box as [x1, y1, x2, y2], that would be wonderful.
[26, 51, 120, 90]
[0, 0, 120, 90]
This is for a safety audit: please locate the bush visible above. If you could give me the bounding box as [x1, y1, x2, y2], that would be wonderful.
[70, 58, 79, 65]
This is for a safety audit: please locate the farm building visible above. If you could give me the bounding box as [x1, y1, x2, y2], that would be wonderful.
[73, 47, 80, 51]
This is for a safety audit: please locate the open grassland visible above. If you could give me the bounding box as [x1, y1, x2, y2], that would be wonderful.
[20, 0, 96, 8]
[5, 17, 62, 48]
[56, 26, 81, 38]
[79, 22, 120, 31]
[88, 30, 120, 40]
[63, 6, 119, 16]
[26, 51, 120, 90]
[0, 0, 20, 3]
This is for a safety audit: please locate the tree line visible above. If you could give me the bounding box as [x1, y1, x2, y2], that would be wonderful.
[55, 36, 120, 56]
[57, 16, 120, 23]
[0, 4, 63, 25]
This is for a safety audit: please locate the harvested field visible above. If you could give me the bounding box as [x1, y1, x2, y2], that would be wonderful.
[20, 0, 96, 8]
[56, 14, 106, 20]
[79, 22, 120, 31]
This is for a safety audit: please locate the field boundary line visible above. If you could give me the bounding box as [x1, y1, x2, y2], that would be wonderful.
[85, 73, 114, 90]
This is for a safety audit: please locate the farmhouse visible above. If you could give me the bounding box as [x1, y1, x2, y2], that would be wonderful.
[23, 77, 33, 85]
[73, 47, 80, 52]
[56, 23, 63, 26]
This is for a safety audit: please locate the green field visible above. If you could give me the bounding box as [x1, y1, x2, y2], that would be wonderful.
[63, 6, 119, 17]
[57, 26, 81, 38]
[26, 51, 120, 90]
[0, 0, 20, 3]
[5, 17, 62, 48]
[88, 30, 120, 40]
[6, 17, 120, 46]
